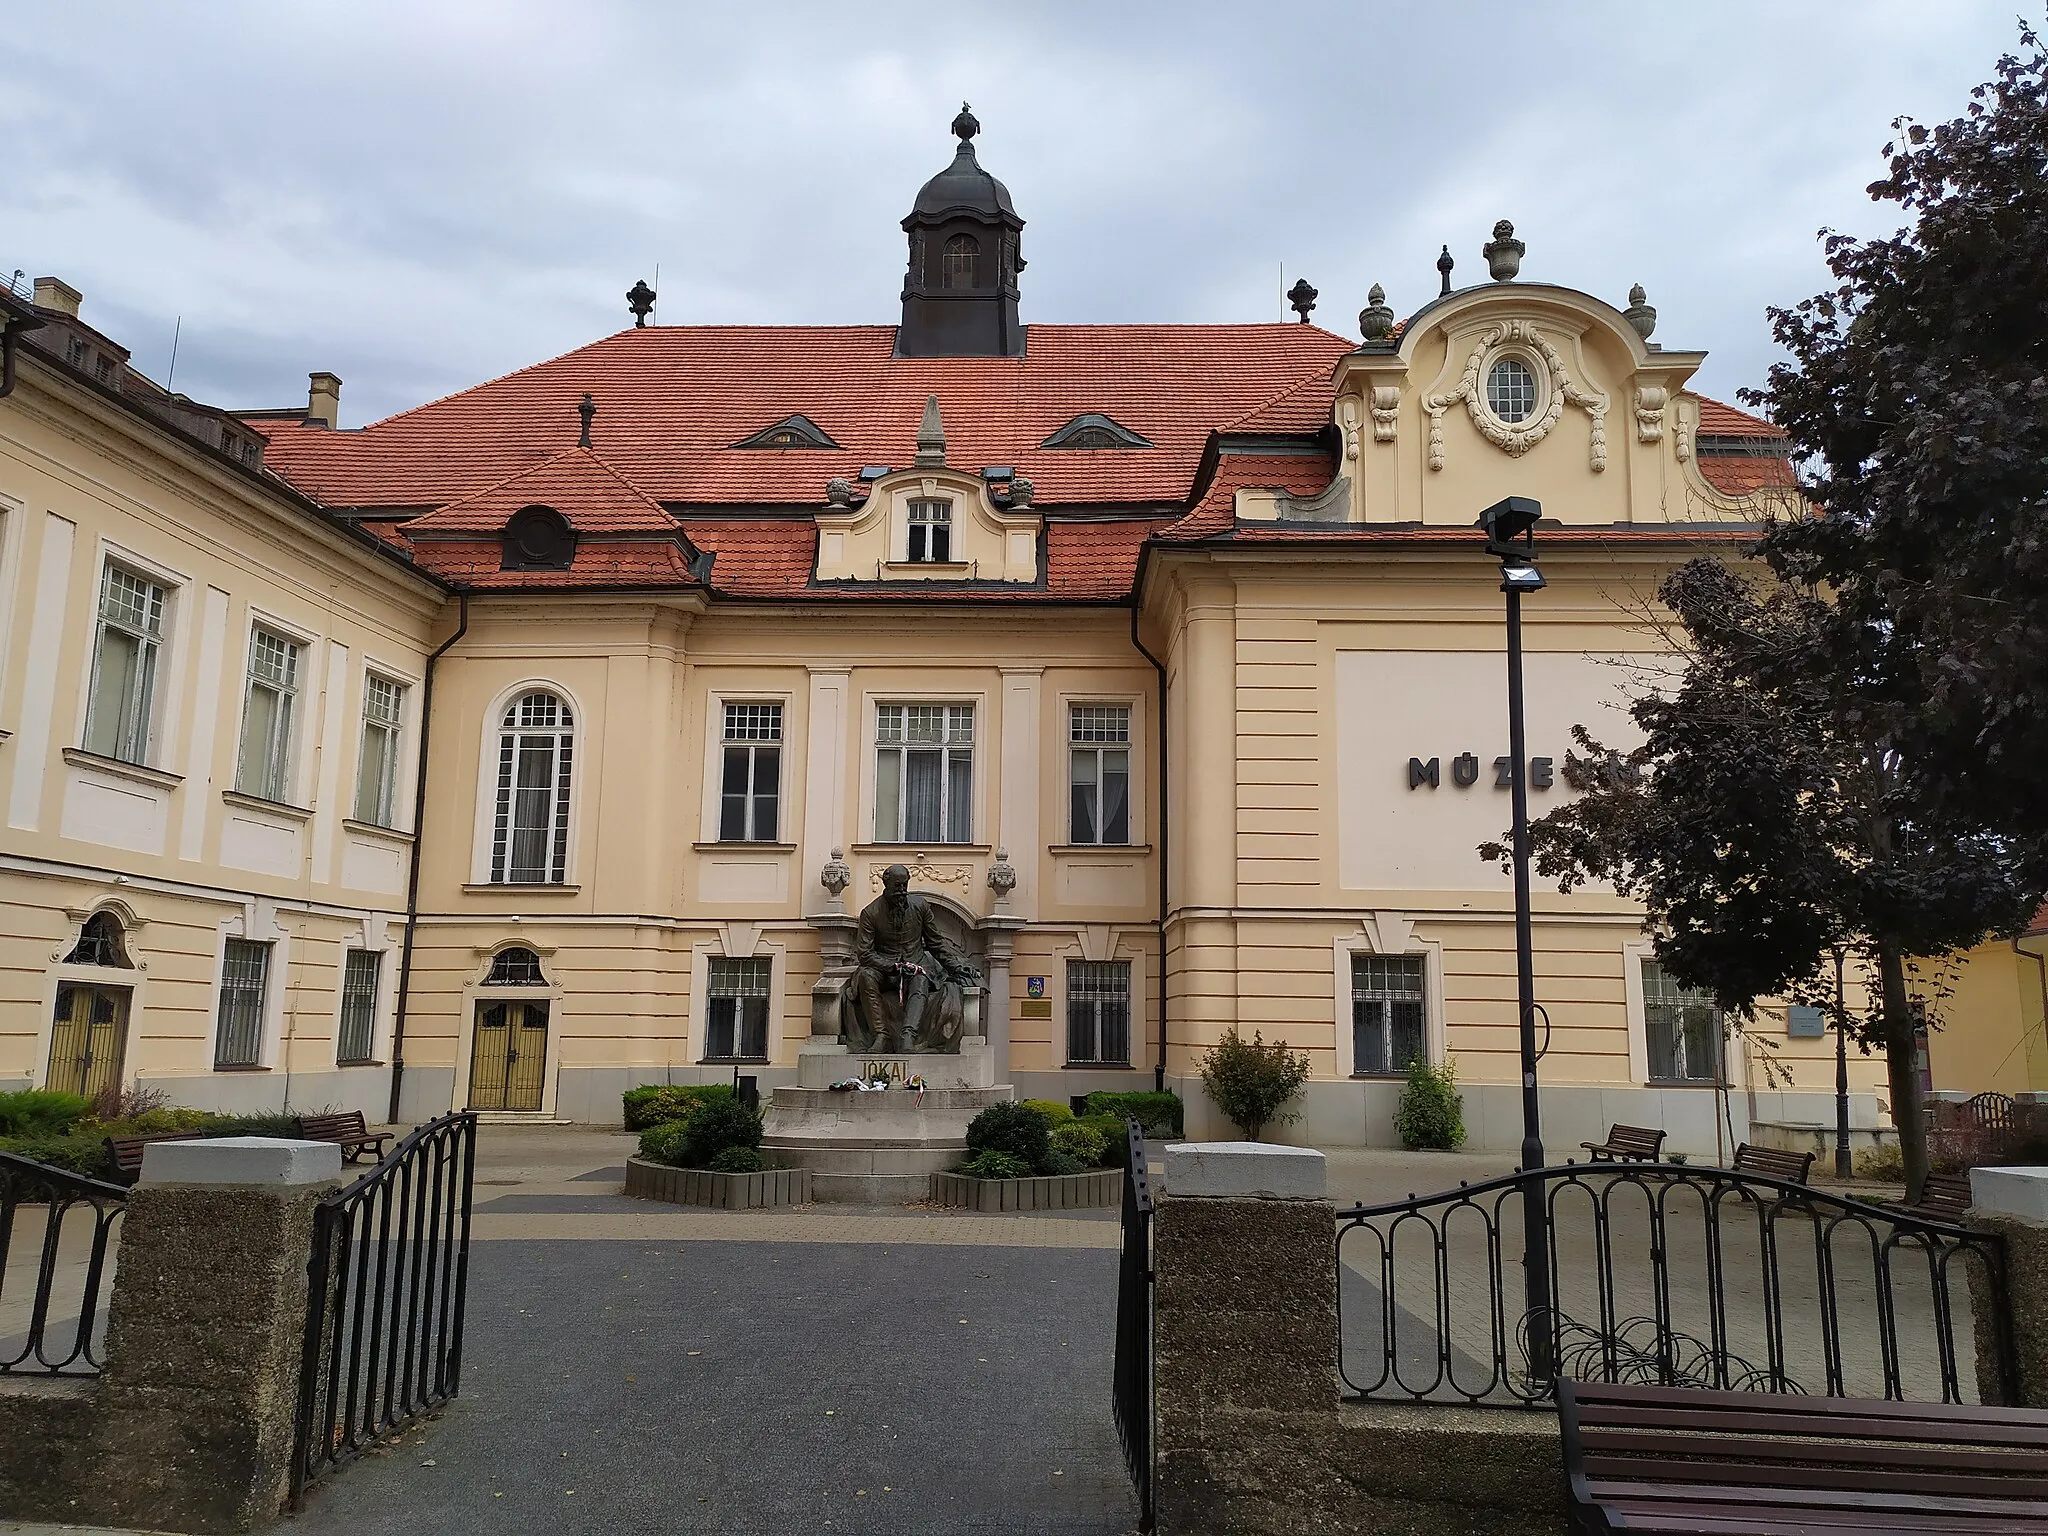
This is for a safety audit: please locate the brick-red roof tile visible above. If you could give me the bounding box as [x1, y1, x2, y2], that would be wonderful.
[1698, 456, 1801, 497]
[404, 446, 685, 535]
[1692, 394, 1783, 437]
[1160, 452, 1338, 540]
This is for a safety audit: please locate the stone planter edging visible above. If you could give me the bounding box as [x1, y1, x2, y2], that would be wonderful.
[625, 1156, 811, 1209]
[930, 1167, 1122, 1212]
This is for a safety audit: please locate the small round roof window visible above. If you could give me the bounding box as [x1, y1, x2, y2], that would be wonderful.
[1486, 358, 1538, 424]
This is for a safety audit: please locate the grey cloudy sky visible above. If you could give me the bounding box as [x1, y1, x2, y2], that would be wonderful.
[1, 2, 2027, 425]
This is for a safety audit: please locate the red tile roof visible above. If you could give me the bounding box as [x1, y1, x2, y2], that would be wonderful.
[1698, 456, 1801, 497]
[1692, 395, 1783, 437]
[1160, 452, 1340, 540]
[404, 446, 685, 535]
[405, 536, 702, 591]
[254, 323, 1355, 514]
[2029, 901, 2048, 938]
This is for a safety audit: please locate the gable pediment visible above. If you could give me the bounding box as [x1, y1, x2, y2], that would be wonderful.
[813, 467, 1041, 584]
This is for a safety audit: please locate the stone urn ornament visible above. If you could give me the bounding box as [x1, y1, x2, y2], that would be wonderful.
[1483, 220, 1525, 282]
[820, 848, 852, 901]
[987, 849, 1018, 903]
[1624, 283, 1658, 342]
[1358, 283, 1395, 342]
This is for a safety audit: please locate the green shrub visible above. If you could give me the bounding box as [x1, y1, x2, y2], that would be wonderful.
[638, 1121, 692, 1167]
[1049, 1121, 1109, 1168]
[1043, 1149, 1088, 1176]
[966, 1101, 1052, 1173]
[681, 1098, 764, 1168]
[1392, 1057, 1465, 1151]
[0, 1090, 92, 1138]
[0, 1132, 113, 1180]
[960, 1149, 1031, 1180]
[1856, 1142, 1906, 1182]
[709, 1145, 766, 1175]
[1020, 1098, 1073, 1126]
[623, 1083, 735, 1130]
[1199, 1026, 1311, 1141]
[1075, 1113, 1130, 1166]
[1081, 1091, 1184, 1138]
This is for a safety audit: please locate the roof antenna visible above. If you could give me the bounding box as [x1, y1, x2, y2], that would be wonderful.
[165, 315, 183, 392]
[578, 392, 595, 448]
[1437, 245, 1455, 297]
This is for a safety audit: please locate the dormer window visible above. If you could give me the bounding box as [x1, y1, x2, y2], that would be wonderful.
[942, 235, 980, 290]
[502, 504, 577, 571]
[732, 413, 841, 450]
[1041, 413, 1152, 450]
[908, 499, 953, 562]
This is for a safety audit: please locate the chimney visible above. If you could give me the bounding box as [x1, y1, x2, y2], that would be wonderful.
[33, 276, 81, 318]
[307, 371, 342, 429]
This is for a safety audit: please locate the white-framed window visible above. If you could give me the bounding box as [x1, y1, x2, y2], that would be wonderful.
[1352, 954, 1426, 1077]
[235, 627, 302, 801]
[337, 950, 381, 1064]
[1644, 960, 1723, 1083]
[907, 499, 953, 563]
[1067, 959, 1131, 1065]
[875, 703, 973, 844]
[214, 937, 271, 1068]
[83, 564, 166, 765]
[705, 956, 771, 1060]
[1486, 357, 1538, 424]
[353, 674, 405, 826]
[1069, 704, 1131, 844]
[719, 702, 782, 842]
[490, 691, 574, 884]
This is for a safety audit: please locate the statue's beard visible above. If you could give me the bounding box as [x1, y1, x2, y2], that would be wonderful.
[886, 892, 908, 916]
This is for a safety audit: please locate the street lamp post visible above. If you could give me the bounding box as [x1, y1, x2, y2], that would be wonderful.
[1834, 947, 1852, 1180]
[1479, 495, 1554, 1382]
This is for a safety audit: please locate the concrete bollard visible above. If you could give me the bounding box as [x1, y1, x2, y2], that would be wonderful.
[1968, 1166, 2048, 1407]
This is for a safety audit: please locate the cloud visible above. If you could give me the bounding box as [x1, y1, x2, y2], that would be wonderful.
[0, 0, 2026, 423]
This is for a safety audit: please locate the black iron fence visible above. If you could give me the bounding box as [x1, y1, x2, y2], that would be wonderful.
[290, 1112, 478, 1507]
[1112, 1118, 1155, 1532]
[0, 1152, 126, 1376]
[1336, 1161, 2013, 1409]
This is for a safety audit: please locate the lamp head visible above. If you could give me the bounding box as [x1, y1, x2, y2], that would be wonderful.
[1478, 495, 1543, 556]
[1499, 562, 1547, 593]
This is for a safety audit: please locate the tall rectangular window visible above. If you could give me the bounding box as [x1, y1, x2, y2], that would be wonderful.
[1644, 960, 1723, 1083]
[236, 628, 302, 801]
[907, 499, 952, 563]
[705, 957, 771, 1060]
[719, 702, 782, 842]
[214, 938, 270, 1068]
[83, 565, 166, 765]
[1067, 960, 1132, 1066]
[1069, 704, 1131, 845]
[875, 703, 973, 844]
[337, 950, 381, 1065]
[490, 692, 574, 884]
[353, 674, 405, 826]
[1352, 954, 1426, 1076]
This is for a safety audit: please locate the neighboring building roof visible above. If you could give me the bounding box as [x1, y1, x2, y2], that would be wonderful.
[1160, 451, 1340, 540]
[1698, 455, 1801, 497]
[2028, 901, 2048, 938]
[1692, 395, 1784, 438]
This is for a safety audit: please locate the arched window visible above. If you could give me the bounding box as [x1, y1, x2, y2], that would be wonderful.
[485, 946, 546, 986]
[65, 911, 129, 967]
[942, 235, 980, 290]
[490, 692, 574, 884]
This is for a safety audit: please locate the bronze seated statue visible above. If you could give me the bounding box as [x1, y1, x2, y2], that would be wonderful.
[840, 864, 981, 1054]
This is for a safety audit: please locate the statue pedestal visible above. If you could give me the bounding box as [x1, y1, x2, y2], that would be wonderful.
[763, 1044, 1013, 1204]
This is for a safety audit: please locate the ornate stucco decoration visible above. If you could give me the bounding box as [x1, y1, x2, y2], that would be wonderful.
[1635, 386, 1666, 443]
[869, 861, 972, 893]
[1336, 396, 1361, 460]
[986, 849, 1018, 899]
[820, 847, 852, 899]
[1423, 319, 1609, 473]
[1370, 387, 1401, 443]
[1272, 476, 1351, 523]
[1673, 396, 1696, 463]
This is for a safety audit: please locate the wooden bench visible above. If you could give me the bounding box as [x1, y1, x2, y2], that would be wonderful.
[1730, 1143, 1816, 1184]
[297, 1110, 393, 1164]
[103, 1130, 205, 1185]
[1900, 1169, 1974, 1224]
[1559, 1377, 2048, 1533]
[1582, 1124, 1666, 1163]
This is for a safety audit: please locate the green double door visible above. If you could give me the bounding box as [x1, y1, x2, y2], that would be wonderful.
[49, 984, 129, 1103]
[468, 1001, 549, 1111]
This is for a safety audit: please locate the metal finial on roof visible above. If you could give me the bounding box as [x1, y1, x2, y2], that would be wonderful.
[915, 394, 947, 466]
[1359, 283, 1395, 342]
[577, 393, 595, 448]
[1286, 278, 1318, 324]
[1436, 244, 1455, 297]
[952, 102, 980, 142]
[626, 279, 656, 327]
[1624, 283, 1658, 342]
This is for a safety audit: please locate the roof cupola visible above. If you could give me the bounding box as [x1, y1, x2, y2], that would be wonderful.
[897, 104, 1025, 358]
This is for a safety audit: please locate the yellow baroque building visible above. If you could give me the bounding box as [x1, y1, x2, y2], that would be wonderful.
[0, 118, 1903, 1154]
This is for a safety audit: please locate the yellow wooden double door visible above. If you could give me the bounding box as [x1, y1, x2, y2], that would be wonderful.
[48, 984, 129, 1103]
[468, 1000, 549, 1111]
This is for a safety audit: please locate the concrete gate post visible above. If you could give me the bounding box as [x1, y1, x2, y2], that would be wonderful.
[1967, 1166, 2048, 1407]
[92, 1137, 343, 1533]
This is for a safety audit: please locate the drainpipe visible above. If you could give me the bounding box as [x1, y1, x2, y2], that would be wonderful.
[386, 593, 469, 1126]
[1129, 598, 1170, 1093]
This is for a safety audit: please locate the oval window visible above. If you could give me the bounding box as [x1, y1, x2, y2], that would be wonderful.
[1486, 358, 1538, 424]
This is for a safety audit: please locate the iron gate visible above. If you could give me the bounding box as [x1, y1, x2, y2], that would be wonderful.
[290, 1111, 478, 1507]
[1112, 1118, 1155, 1531]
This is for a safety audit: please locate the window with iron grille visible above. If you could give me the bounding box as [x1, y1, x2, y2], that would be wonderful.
[706, 956, 771, 1060]
[84, 564, 166, 766]
[484, 946, 546, 986]
[907, 499, 952, 563]
[214, 938, 270, 1068]
[65, 911, 129, 967]
[1352, 954, 1426, 1076]
[1644, 960, 1723, 1083]
[1069, 704, 1131, 844]
[236, 628, 302, 801]
[719, 702, 782, 842]
[489, 692, 574, 883]
[354, 674, 405, 826]
[337, 950, 381, 1065]
[875, 703, 973, 844]
[1067, 960, 1131, 1066]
